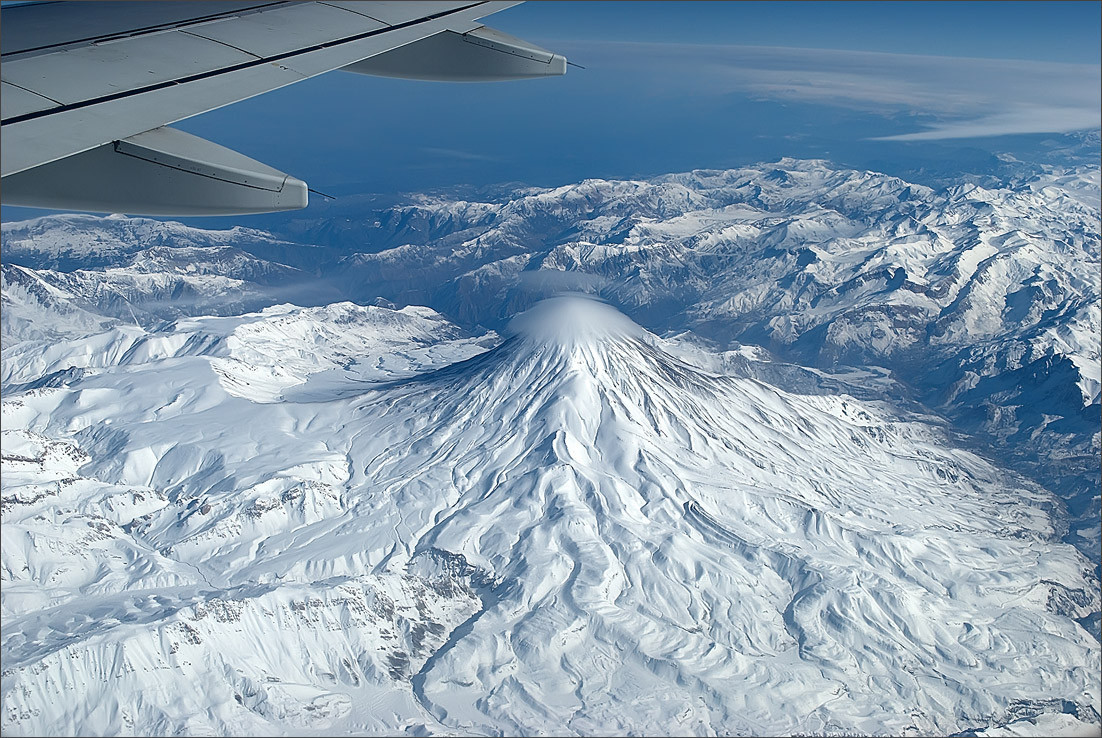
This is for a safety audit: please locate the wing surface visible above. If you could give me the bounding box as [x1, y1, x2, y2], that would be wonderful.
[0, 1, 566, 214]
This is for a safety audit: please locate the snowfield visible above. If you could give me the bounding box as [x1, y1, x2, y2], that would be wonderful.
[2, 295, 1098, 736]
[2, 153, 1099, 736]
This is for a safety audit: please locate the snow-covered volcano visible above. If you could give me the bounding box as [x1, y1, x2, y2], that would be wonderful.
[3, 296, 1097, 736]
[7, 157, 1097, 561]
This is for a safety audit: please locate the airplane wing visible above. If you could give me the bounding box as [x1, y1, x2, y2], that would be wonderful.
[0, 1, 566, 216]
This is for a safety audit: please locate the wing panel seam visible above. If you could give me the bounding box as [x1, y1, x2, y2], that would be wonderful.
[316, 2, 388, 25]
[178, 29, 264, 61]
[0, 80, 64, 106]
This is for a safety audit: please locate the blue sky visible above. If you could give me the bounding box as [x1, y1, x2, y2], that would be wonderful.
[3, 1, 1100, 221]
[498, 1, 1101, 63]
[171, 1, 1099, 195]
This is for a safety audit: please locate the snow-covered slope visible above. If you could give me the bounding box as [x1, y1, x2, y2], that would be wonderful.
[0, 214, 314, 273]
[2, 297, 1098, 736]
[1, 214, 341, 343]
[1, 263, 120, 343]
[0, 249, 327, 338]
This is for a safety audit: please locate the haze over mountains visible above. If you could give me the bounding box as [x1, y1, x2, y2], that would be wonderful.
[2, 148, 1099, 735]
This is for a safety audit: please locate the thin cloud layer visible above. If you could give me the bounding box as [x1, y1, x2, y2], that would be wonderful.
[564, 41, 1101, 141]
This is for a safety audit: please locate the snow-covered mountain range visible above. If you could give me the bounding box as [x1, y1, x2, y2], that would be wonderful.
[326, 161, 1101, 557]
[2, 155, 1099, 736]
[6, 157, 1098, 556]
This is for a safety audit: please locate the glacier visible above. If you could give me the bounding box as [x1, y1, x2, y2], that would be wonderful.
[2, 154, 1100, 736]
